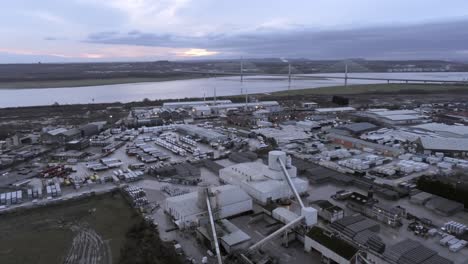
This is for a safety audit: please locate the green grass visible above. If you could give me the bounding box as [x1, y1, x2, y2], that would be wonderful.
[270, 83, 468, 96]
[0, 192, 139, 264]
[0, 76, 200, 89]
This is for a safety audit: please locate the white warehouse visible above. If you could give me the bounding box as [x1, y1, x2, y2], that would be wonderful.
[219, 151, 309, 205]
[164, 184, 252, 229]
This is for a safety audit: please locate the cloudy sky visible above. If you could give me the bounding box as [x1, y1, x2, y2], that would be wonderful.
[2, 0, 468, 62]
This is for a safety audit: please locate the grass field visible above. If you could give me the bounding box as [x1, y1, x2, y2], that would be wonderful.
[0, 76, 201, 89]
[270, 83, 468, 96]
[0, 192, 139, 264]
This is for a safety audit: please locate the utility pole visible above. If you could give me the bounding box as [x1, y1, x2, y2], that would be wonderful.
[345, 63, 348, 88]
[214, 87, 217, 105]
[240, 57, 244, 82]
[288, 63, 292, 99]
[245, 87, 248, 110]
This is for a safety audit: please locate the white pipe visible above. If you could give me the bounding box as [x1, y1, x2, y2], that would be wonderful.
[249, 216, 304, 252]
[277, 157, 305, 209]
[206, 194, 223, 264]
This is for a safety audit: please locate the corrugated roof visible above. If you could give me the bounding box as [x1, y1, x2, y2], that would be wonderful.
[62, 128, 81, 137]
[398, 245, 436, 264]
[46, 128, 68, 136]
[315, 107, 356, 113]
[163, 100, 232, 107]
[340, 122, 377, 133]
[420, 137, 468, 151]
[211, 101, 279, 109]
[307, 226, 358, 260]
[373, 110, 419, 116]
[383, 114, 426, 121]
[425, 196, 463, 214]
[166, 185, 251, 218]
[420, 255, 453, 264]
[213, 185, 251, 206]
[413, 123, 468, 138]
[384, 239, 420, 262]
[327, 133, 404, 154]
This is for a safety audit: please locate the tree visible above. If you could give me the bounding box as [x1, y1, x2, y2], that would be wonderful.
[119, 220, 183, 264]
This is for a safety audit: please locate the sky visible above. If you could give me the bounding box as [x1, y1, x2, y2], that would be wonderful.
[2, 0, 468, 62]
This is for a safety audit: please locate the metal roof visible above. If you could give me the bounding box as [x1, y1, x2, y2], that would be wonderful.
[219, 219, 251, 246]
[413, 123, 468, 138]
[384, 239, 420, 263]
[46, 128, 68, 136]
[273, 207, 300, 223]
[339, 122, 377, 133]
[398, 245, 436, 264]
[420, 137, 468, 151]
[373, 110, 419, 116]
[315, 107, 356, 113]
[327, 133, 404, 155]
[163, 100, 232, 108]
[62, 128, 81, 137]
[165, 185, 251, 217]
[382, 114, 426, 121]
[425, 196, 464, 214]
[210, 101, 279, 109]
[420, 255, 453, 264]
[177, 124, 227, 141]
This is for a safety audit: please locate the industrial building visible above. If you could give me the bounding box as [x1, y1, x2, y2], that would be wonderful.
[164, 184, 253, 228]
[333, 122, 378, 136]
[304, 226, 359, 264]
[326, 133, 404, 156]
[296, 120, 321, 131]
[162, 100, 232, 109]
[383, 239, 453, 264]
[210, 101, 281, 115]
[301, 102, 318, 109]
[310, 200, 344, 223]
[192, 105, 212, 117]
[315, 107, 356, 114]
[410, 191, 464, 216]
[42, 128, 81, 144]
[254, 125, 311, 145]
[196, 219, 251, 254]
[51, 150, 87, 161]
[219, 151, 309, 205]
[176, 124, 227, 143]
[410, 192, 434, 205]
[363, 109, 430, 125]
[412, 123, 468, 138]
[425, 195, 464, 216]
[344, 191, 405, 227]
[418, 137, 468, 157]
[330, 215, 382, 254]
[65, 139, 90, 151]
[79, 122, 104, 137]
[371, 203, 405, 227]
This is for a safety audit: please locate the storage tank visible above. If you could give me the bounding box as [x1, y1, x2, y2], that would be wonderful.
[268, 151, 286, 171]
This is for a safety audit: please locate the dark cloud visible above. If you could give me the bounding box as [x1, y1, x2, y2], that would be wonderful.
[85, 20, 468, 59]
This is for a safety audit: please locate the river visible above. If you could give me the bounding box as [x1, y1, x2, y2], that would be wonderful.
[1, 72, 468, 108]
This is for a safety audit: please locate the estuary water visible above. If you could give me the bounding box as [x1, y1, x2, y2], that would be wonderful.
[1, 72, 468, 108]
